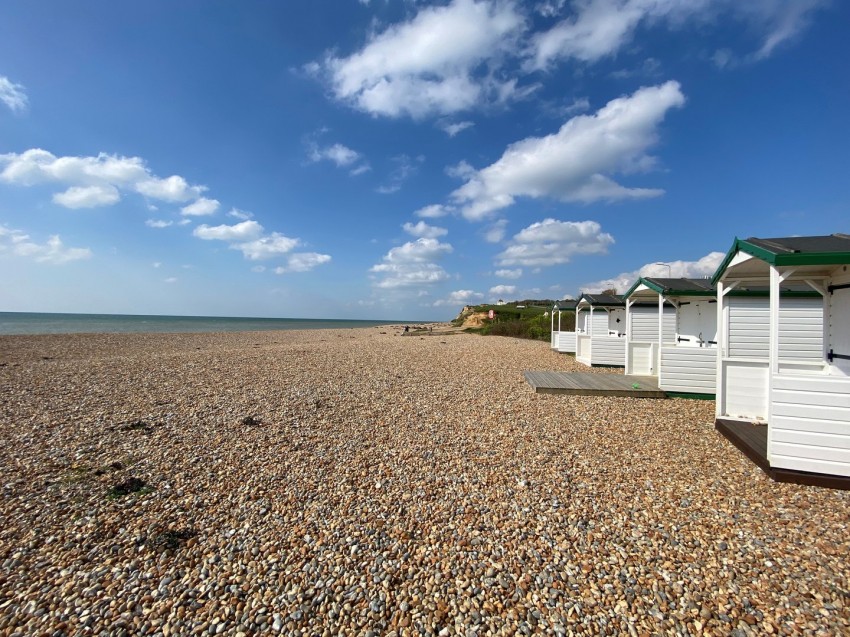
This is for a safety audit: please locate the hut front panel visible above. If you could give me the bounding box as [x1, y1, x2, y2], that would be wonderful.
[659, 347, 716, 393]
[576, 334, 591, 364]
[628, 342, 654, 375]
[589, 312, 609, 337]
[676, 301, 717, 345]
[770, 374, 850, 476]
[829, 280, 850, 376]
[628, 306, 675, 342]
[589, 337, 626, 366]
[721, 360, 768, 420]
[608, 308, 626, 336]
[727, 297, 769, 359]
[556, 331, 577, 353]
[778, 297, 824, 362]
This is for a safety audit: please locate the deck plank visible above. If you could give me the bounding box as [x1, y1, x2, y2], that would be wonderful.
[524, 371, 666, 398]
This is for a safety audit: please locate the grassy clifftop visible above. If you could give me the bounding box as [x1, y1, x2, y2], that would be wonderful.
[452, 302, 575, 341]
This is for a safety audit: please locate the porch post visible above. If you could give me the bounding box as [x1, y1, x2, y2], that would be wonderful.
[768, 266, 781, 463]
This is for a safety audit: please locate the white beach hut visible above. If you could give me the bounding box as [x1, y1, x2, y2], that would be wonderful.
[713, 234, 850, 484]
[574, 294, 627, 367]
[623, 278, 716, 395]
[549, 299, 578, 352]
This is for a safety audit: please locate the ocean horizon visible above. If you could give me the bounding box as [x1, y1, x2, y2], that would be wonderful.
[0, 312, 422, 336]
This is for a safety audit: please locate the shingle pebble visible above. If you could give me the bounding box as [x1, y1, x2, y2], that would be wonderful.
[0, 326, 848, 636]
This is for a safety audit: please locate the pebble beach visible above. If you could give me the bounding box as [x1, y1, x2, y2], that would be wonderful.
[0, 327, 848, 636]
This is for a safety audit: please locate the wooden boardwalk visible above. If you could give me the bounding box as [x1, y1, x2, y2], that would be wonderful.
[715, 419, 850, 490]
[524, 371, 665, 398]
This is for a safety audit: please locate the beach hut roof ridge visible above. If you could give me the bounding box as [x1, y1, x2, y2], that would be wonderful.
[623, 277, 715, 298]
[577, 293, 625, 307]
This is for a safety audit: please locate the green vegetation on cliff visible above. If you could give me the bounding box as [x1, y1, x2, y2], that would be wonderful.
[453, 301, 575, 342]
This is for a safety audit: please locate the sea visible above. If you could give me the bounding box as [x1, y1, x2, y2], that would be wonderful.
[0, 312, 409, 336]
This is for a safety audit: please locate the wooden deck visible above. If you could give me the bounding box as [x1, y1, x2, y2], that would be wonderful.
[524, 371, 666, 398]
[715, 419, 850, 490]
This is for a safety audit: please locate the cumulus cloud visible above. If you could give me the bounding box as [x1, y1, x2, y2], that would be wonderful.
[0, 224, 91, 264]
[483, 219, 508, 243]
[496, 219, 614, 267]
[227, 208, 253, 220]
[579, 251, 725, 294]
[370, 237, 453, 289]
[274, 252, 332, 274]
[194, 220, 263, 242]
[316, 0, 527, 119]
[495, 268, 522, 279]
[433, 289, 484, 306]
[0, 149, 211, 211]
[528, 0, 827, 71]
[403, 220, 448, 239]
[377, 154, 423, 194]
[308, 141, 371, 175]
[181, 197, 220, 217]
[415, 204, 452, 219]
[194, 220, 309, 262]
[0, 76, 28, 113]
[489, 284, 516, 296]
[52, 185, 121, 209]
[145, 219, 173, 229]
[450, 81, 685, 220]
[438, 120, 475, 137]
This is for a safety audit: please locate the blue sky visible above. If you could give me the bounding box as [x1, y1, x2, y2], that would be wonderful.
[1, 0, 847, 320]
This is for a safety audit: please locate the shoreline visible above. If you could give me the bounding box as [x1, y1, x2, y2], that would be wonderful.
[1, 329, 847, 634]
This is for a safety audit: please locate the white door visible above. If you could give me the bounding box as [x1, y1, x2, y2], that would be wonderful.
[829, 282, 850, 376]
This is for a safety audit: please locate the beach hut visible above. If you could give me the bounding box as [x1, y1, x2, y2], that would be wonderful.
[713, 233, 850, 481]
[575, 293, 627, 367]
[623, 278, 716, 395]
[550, 299, 578, 352]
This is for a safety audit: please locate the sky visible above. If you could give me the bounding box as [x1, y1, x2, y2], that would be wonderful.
[1, 1, 848, 321]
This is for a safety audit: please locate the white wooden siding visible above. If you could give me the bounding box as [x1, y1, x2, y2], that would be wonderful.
[628, 342, 653, 375]
[770, 374, 850, 476]
[778, 297, 823, 362]
[721, 360, 768, 420]
[556, 331, 577, 353]
[589, 312, 609, 337]
[576, 334, 591, 364]
[727, 297, 769, 358]
[590, 337, 626, 366]
[659, 347, 716, 393]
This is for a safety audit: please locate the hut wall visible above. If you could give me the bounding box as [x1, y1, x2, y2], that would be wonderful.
[659, 347, 716, 393]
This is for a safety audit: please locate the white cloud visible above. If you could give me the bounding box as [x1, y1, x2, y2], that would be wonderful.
[145, 219, 173, 229]
[0, 225, 92, 264]
[0, 149, 212, 213]
[489, 284, 516, 296]
[403, 220, 448, 239]
[0, 76, 28, 113]
[370, 237, 453, 289]
[52, 184, 121, 209]
[235, 233, 301, 261]
[579, 251, 725, 294]
[227, 208, 253, 220]
[434, 289, 484, 306]
[495, 268, 522, 279]
[496, 218, 614, 267]
[164, 277, 178, 284]
[451, 81, 685, 220]
[527, 0, 827, 71]
[377, 154, 423, 194]
[135, 175, 205, 202]
[308, 141, 371, 175]
[194, 220, 264, 242]
[193, 220, 302, 262]
[438, 120, 475, 137]
[274, 252, 332, 274]
[318, 0, 527, 119]
[414, 204, 452, 219]
[152, 262, 162, 268]
[181, 197, 220, 217]
[483, 219, 508, 243]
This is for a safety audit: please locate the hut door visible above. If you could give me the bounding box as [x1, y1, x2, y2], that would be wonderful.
[829, 284, 850, 376]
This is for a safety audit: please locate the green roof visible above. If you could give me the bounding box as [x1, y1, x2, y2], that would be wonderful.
[577, 293, 624, 308]
[712, 233, 850, 284]
[623, 277, 715, 299]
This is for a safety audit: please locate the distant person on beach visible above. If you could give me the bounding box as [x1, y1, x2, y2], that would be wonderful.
[403, 325, 409, 334]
